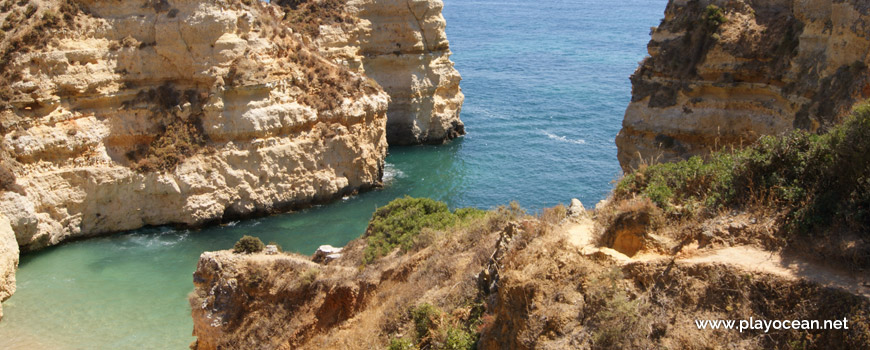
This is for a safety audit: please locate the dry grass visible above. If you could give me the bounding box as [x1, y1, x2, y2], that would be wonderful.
[277, 0, 356, 38]
[479, 209, 870, 349]
[193, 198, 870, 349]
[192, 202, 520, 349]
[0, 0, 79, 109]
[122, 85, 210, 172]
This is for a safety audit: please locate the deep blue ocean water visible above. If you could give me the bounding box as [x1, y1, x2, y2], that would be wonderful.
[0, 1, 666, 348]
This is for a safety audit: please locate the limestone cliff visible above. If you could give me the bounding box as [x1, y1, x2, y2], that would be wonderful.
[0, 215, 17, 321]
[282, 0, 465, 145]
[0, 0, 464, 317]
[354, 0, 465, 145]
[616, 0, 870, 170]
[0, 0, 389, 254]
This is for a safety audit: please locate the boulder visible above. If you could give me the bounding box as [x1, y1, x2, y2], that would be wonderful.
[264, 245, 279, 255]
[313, 245, 343, 264]
[567, 198, 585, 217]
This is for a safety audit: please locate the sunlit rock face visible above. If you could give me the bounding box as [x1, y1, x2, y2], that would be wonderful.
[307, 0, 466, 145]
[617, 0, 870, 171]
[0, 0, 389, 253]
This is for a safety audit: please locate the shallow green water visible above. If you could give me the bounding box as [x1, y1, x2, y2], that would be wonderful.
[0, 0, 666, 348]
[0, 146, 466, 349]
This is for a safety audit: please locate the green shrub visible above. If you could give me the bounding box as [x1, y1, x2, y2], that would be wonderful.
[363, 197, 482, 263]
[616, 102, 870, 239]
[704, 4, 727, 29]
[442, 326, 475, 350]
[299, 267, 320, 286]
[411, 303, 441, 341]
[233, 235, 265, 254]
[388, 338, 415, 350]
[244, 269, 265, 289]
[454, 207, 487, 220]
[615, 152, 737, 215]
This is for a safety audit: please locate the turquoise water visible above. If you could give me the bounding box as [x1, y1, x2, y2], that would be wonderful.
[0, 0, 666, 348]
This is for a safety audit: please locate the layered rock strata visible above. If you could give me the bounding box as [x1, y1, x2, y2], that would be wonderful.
[0, 0, 389, 251]
[295, 0, 466, 145]
[617, 0, 870, 170]
[0, 0, 403, 311]
[354, 0, 465, 145]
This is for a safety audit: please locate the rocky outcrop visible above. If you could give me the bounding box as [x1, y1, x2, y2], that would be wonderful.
[616, 0, 870, 170]
[190, 202, 510, 349]
[354, 0, 465, 145]
[0, 0, 389, 253]
[0, 215, 18, 321]
[296, 0, 465, 145]
[189, 250, 376, 350]
[190, 198, 870, 349]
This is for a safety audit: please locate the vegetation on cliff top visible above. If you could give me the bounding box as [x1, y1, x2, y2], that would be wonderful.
[233, 235, 265, 254]
[616, 102, 870, 265]
[195, 193, 870, 349]
[363, 196, 486, 263]
[276, 0, 354, 37]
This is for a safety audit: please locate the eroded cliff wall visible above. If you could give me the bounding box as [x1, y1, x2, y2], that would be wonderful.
[285, 0, 466, 145]
[617, 0, 870, 170]
[354, 0, 465, 145]
[0, 0, 465, 318]
[0, 215, 17, 321]
[0, 0, 389, 251]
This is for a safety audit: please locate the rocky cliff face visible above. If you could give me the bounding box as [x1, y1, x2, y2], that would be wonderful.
[189, 206, 510, 350]
[190, 250, 376, 350]
[0, 215, 17, 321]
[287, 0, 466, 145]
[616, 0, 870, 170]
[354, 0, 465, 145]
[0, 0, 463, 319]
[0, 0, 389, 253]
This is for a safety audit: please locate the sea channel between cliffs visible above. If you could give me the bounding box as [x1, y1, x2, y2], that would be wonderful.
[0, 0, 665, 348]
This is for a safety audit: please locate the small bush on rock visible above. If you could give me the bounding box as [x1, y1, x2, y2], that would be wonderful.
[387, 338, 415, 350]
[363, 197, 483, 263]
[0, 163, 17, 192]
[411, 303, 441, 341]
[705, 4, 727, 29]
[233, 235, 265, 254]
[442, 325, 475, 350]
[615, 102, 870, 265]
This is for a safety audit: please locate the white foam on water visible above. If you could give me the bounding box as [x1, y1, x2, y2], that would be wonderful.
[383, 162, 405, 184]
[543, 130, 586, 145]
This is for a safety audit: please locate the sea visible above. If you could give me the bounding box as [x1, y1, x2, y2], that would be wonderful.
[0, 0, 667, 348]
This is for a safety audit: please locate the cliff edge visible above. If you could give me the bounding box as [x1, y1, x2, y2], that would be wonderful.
[617, 0, 870, 170]
[190, 196, 870, 349]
